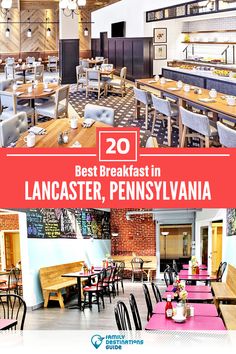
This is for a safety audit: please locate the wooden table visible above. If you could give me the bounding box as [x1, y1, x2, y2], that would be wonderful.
[62, 270, 101, 310]
[87, 59, 104, 67]
[167, 285, 212, 293]
[219, 305, 236, 330]
[16, 118, 110, 148]
[135, 78, 236, 143]
[15, 64, 34, 84]
[212, 282, 236, 308]
[145, 313, 225, 331]
[162, 291, 213, 302]
[153, 302, 218, 317]
[0, 319, 17, 330]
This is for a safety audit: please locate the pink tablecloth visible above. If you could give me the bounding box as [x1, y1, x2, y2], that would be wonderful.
[162, 291, 213, 302]
[145, 314, 225, 331]
[179, 270, 210, 276]
[166, 285, 211, 293]
[0, 319, 17, 330]
[183, 264, 207, 270]
[179, 274, 217, 281]
[153, 302, 218, 317]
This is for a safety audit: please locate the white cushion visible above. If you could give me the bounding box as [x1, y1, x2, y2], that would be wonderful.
[109, 79, 122, 87]
[87, 80, 105, 89]
[2, 105, 34, 119]
[35, 102, 66, 118]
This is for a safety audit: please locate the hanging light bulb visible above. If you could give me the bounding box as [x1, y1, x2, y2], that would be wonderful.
[5, 27, 10, 37]
[84, 27, 89, 37]
[77, 0, 86, 6]
[27, 17, 32, 37]
[46, 27, 51, 37]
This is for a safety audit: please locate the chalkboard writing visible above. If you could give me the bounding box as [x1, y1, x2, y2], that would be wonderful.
[26, 209, 110, 239]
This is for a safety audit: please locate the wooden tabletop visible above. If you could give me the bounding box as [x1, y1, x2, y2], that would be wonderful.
[62, 270, 101, 278]
[16, 118, 110, 148]
[153, 302, 218, 317]
[100, 69, 115, 76]
[220, 305, 236, 330]
[136, 78, 236, 120]
[7, 82, 59, 100]
[0, 319, 17, 330]
[15, 64, 33, 72]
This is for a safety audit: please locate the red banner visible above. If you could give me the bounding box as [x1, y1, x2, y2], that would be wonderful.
[0, 128, 234, 208]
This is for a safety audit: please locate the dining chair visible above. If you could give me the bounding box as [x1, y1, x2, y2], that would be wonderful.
[151, 94, 179, 147]
[0, 112, 28, 147]
[0, 268, 19, 294]
[172, 260, 178, 273]
[103, 266, 116, 302]
[142, 283, 153, 320]
[26, 56, 35, 65]
[151, 282, 162, 303]
[82, 270, 105, 312]
[145, 136, 158, 148]
[129, 293, 142, 330]
[81, 59, 89, 72]
[95, 56, 104, 62]
[84, 103, 114, 126]
[76, 65, 86, 90]
[35, 85, 69, 122]
[107, 67, 127, 97]
[216, 262, 227, 282]
[47, 56, 58, 72]
[4, 63, 15, 80]
[0, 91, 34, 123]
[217, 122, 236, 147]
[0, 294, 27, 330]
[133, 86, 153, 130]
[100, 64, 114, 82]
[114, 261, 125, 295]
[114, 301, 132, 330]
[131, 257, 145, 282]
[180, 106, 218, 148]
[86, 69, 105, 100]
[163, 266, 177, 287]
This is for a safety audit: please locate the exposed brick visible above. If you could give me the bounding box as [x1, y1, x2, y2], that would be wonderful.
[0, 214, 19, 231]
[110, 209, 156, 256]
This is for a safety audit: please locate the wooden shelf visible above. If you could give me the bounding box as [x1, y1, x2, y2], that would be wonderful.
[182, 41, 236, 45]
[182, 30, 236, 34]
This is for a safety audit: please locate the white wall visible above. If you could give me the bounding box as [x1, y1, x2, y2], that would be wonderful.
[18, 211, 111, 308]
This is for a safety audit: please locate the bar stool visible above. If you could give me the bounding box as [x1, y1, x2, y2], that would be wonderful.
[133, 87, 153, 130]
[217, 122, 236, 147]
[180, 106, 218, 148]
[151, 94, 179, 147]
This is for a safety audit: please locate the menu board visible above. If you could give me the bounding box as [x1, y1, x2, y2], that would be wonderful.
[26, 209, 110, 239]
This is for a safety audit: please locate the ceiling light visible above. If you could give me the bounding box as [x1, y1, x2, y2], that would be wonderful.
[1, 0, 12, 16]
[60, 0, 86, 18]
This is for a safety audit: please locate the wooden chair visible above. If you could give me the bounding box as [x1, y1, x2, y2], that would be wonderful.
[131, 257, 144, 282]
[107, 67, 127, 97]
[217, 121, 236, 147]
[114, 261, 125, 294]
[133, 86, 153, 130]
[86, 69, 105, 100]
[76, 65, 86, 90]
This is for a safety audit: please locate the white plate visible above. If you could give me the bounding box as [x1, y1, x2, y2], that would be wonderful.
[172, 315, 186, 323]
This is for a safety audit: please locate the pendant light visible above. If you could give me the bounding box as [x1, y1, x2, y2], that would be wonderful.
[46, 16, 51, 37]
[46, 27, 51, 37]
[84, 27, 89, 36]
[1, 0, 12, 16]
[27, 17, 32, 38]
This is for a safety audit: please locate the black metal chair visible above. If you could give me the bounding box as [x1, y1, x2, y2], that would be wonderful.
[0, 294, 27, 330]
[83, 270, 105, 312]
[114, 261, 125, 295]
[173, 260, 178, 273]
[114, 301, 132, 330]
[142, 283, 153, 321]
[217, 262, 227, 282]
[151, 282, 162, 303]
[131, 257, 144, 282]
[129, 293, 142, 330]
[163, 266, 177, 287]
[0, 268, 18, 295]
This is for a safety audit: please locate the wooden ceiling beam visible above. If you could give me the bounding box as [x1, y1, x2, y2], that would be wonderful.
[19, 0, 121, 11]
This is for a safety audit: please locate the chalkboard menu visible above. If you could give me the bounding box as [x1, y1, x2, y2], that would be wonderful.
[26, 209, 110, 239]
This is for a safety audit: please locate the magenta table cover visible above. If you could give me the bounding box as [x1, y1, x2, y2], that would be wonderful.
[153, 302, 218, 317]
[162, 291, 213, 301]
[179, 274, 217, 281]
[166, 285, 212, 293]
[183, 264, 207, 270]
[179, 270, 210, 276]
[145, 314, 226, 331]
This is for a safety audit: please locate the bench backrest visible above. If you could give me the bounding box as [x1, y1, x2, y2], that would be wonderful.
[226, 264, 236, 294]
[112, 255, 157, 269]
[39, 261, 84, 289]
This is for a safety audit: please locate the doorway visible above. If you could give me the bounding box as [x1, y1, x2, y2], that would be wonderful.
[0, 231, 21, 271]
[100, 32, 108, 58]
[211, 221, 223, 273]
[200, 226, 208, 267]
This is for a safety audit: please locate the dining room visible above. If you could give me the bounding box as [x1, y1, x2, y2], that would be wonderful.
[1, 207, 236, 332]
[1, 1, 236, 148]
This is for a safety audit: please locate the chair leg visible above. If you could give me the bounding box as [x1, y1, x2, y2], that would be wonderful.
[121, 280, 124, 294]
[145, 105, 149, 130]
[167, 116, 172, 147]
[44, 291, 50, 308]
[205, 136, 210, 148]
[181, 126, 187, 148]
[152, 111, 157, 135]
[97, 293, 100, 312]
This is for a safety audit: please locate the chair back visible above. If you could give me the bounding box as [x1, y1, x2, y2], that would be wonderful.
[54, 85, 69, 118]
[101, 64, 114, 71]
[26, 56, 35, 64]
[0, 112, 28, 147]
[152, 94, 173, 117]
[151, 282, 162, 303]
[0, 294, 27, 330]
[120, 67, 127, 80]
[4, 64, 15, 78]
[114, 301, 132, 330]
[5, 57, 15, 65]
[0, 79, 13, 91]
[95, 57, 104, 61]
[217, 122, 236, 147]
[133, 87, 150, 106]
[217, 261, 227, 282]
[164, 266, 172, 286]
[129, 293, 142, 330]
[34, 65, 44, 80]
[116, 261, 125, 279]
[180, 106, 211, 137]
[173, 260, 178, 273]
[142, 283, 153, 320]
[131, 257, 144, 271]
[0, 90, 17, 112]
[81, 59, 89, 69]
[84, 103, 114, 126]
[48, 56, 58, 64]
[145, 136, 158, 148]
[76, 65, 84, 78]
[86, 69, 100, 81]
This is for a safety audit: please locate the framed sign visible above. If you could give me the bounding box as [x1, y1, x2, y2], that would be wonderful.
[227, 209, 236, 236]
[153, 28, 167, 43]
[154, 45, 167, 60]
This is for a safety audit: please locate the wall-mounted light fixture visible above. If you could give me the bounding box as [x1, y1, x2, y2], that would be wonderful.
[46, 17, 51, 37]
[27, 17, 32, 37]
[84, 27, 89, 36]
[5, 16, 10, 37]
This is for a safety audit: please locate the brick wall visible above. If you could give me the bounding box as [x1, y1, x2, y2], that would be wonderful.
[110, 209, 156, 256]
[0, 214, 19, 231]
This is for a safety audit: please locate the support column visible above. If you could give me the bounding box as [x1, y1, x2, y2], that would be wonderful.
[59, 11, 80, 84]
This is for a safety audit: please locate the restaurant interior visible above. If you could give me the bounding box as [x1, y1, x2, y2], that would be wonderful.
[1, 0, 236, 147]
[0, 207, 236, 331]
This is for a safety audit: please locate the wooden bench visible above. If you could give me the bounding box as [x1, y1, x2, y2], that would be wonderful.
[212, 264, 236, 309]
[112, 255, 157, 281]
[219, 305, 236, 330]
[39, 261, 84, 308]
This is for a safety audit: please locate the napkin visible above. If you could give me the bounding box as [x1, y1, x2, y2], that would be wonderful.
[43, 88, 53, 92]
[198, 98, 216, 103]
[168, 87, 180, 91]
[148, 80, 157, 84]
[82, 118, 95, 128]
[28, 126, 46, 135]
[70, 141, 82, 148]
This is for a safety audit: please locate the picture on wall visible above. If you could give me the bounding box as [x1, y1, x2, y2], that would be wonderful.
[153, 28, 167, 43]
[154, 44, 167, 60]
[227, 209, 236, 236]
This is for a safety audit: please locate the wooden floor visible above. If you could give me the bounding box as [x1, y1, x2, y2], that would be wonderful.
[25, 280, 166, 330]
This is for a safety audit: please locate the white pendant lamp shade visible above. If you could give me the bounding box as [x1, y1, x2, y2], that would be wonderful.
[77, 0, 86, 6]
[84, 27, 89, 36]
[59, 0, 68, 9]
[1, 0, 12, 9]
[5, 27, 10, 37]
[46, 27, 51, 37]
[27, 28, 32, 37]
